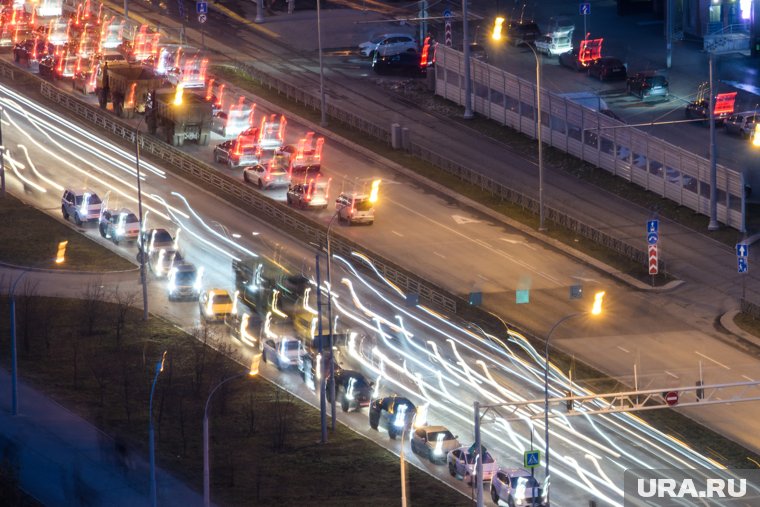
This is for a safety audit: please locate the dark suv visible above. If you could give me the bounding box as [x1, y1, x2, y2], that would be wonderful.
[506, 21, 541, 46]
[368, 395, 416, 439]
[626, 72, 669, 100]
[328, 370, 373, 412]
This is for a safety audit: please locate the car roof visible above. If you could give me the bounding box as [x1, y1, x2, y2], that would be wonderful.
[207, 288, 230, 296]
[339, 192, 369, 199]
[115, 208, 136, 215]
[66, 188, 98, 195]
[174, 262, 196, 271]
[499, 467, 532, 477]
[423, 425, 449, 433]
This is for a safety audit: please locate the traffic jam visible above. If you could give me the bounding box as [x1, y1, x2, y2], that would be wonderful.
[0, 2, 736, 505]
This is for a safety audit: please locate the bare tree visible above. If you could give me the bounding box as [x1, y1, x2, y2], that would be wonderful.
[36, 295, 58, 356]
[190, 326, 211, 397]
[110, 287, 138, 347]
[269, 389, 295, 452]
[70, 329, 82, 389]
[87, 345, 111, 411]
[79, 282, 106, 337]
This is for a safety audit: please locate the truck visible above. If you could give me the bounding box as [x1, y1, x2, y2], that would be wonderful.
[146, 87, 213, 146]
[95, 62, 166, 118]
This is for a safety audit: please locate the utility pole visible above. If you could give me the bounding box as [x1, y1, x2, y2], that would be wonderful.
[0, 107, 5, 198]
[461, 0, 473, 119]
[419, 0, 428, 46]
[708, 52, 719, 231]
[665, 0, 673, 68]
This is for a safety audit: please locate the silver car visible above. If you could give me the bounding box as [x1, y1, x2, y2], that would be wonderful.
[724, 111, 758, 139]
[358, 33, 417, 58]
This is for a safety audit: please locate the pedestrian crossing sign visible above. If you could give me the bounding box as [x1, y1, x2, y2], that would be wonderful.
[524, 450, 540, 468]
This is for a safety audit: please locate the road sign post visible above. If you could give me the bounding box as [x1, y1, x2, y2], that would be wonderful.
[648, 245, 658, 275]
[443, 9, 452, 47]
[196, 1, 207, 14]
[579, 2, 590, 37]
[647, 220, 659, 277]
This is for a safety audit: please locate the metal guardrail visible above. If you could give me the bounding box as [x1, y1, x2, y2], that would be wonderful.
[0, 61, 457, 313]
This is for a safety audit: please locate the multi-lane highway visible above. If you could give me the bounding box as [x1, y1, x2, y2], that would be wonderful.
[3, 60, 760, 505]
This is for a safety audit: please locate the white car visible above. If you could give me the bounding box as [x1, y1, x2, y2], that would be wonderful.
[490, 468, 546, 507]
[447, 445, 498, 485]
[358, 33, 417, 58]
[535, 31, 573, 56]
[61, 188, 102, 225]
[410, 425, 460, 464]
[260, 336, 303, 370]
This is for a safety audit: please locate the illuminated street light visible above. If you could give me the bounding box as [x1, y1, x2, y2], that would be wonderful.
[491, 17, 505, 41]
[541, 291, 605, 507]
[369, 179, 381, 204]
[753, 124, 760, 147]
[55, 240, 68, 264]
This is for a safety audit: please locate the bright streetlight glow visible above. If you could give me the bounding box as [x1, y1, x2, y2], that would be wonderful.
[55, 240, 68, 264]
[592, 291, 605, 315]
[369, 179, 381, 203]
[492, 17, 505, 41]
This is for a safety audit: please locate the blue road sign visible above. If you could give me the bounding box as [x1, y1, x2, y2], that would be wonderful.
[647, 232, 659, 245]
[443, 8, 452, 19]
[647, 220, 659, 233]
[524, 450, 540, 468]
[738, 257, 749, 273]
[579, 2, 590, 15]
[196, 1, 207, 14]
[736, 243, 749, 257]
[570, 284, 583, 299]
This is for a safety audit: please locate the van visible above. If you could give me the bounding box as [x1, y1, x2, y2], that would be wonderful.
[535, 32, 573, 56]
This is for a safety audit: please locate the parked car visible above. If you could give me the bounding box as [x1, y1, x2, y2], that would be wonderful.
[328, 369, 373, 412]
[447, 445, 498, 485]
[558, 49, 587, 71]
[167, 263, 202, 301]
[626, 72, 669, 100]
[99, 208, 140, 244]
[506, 20, 541, 46]
[724, 111, 758, 139]
[372, 51, 426, 77]
[199, 288, 234, 322]
[138, 228, 175, 255]
[61, 188, 102, 225]
[410, 425, 460, 464]
[213, 139, 261, 167]
[286, 180, 330, 209]
[358, 33, 417, 58]
[243, 162, 291, 189]
[368, 395, 416, 439]
[261, 336, 303, 370]
[490, 468, 545, 506]
[587, 57, 627, 81]
[535, 32, 572, 56]
[335, 192, 375, 225]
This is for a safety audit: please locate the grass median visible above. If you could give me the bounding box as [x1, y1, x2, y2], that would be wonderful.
[0, 296, 465, 506]
[0, 193, 134, 271]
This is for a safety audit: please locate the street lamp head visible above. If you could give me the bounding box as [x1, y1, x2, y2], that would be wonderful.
[155, 350, 167, 374]
[492, 17, 505, 41]
[249, 353, 262, 376]
[55, 240, 68, 264]
[752, 124, 760, 147]
[591, 291, 605, 315]
[369, 179, 381, 204]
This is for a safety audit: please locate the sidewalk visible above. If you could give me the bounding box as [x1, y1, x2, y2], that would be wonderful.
[0, 367, 205, 506]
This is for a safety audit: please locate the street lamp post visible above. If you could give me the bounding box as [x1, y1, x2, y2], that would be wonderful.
[462, 0, 473, 119]
[135, 118, 149, 320]
[149, 351, 167, 507]
[1, 106, 5, 197]
[9, 269, 36, 416]
[543, 291, 604, 506]
[316, 0, 327, 127]
[325, 211, 339, 428]
[204, 369, 257, 507]
[524, 43, 545, 231]
[707, 52, 720, 231]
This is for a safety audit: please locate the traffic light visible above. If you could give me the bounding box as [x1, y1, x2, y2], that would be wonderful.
[492, 17, 505, 41]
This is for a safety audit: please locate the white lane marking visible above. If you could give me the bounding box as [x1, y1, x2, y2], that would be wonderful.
[500, 237, 537, 250]
[695, 351, 730, 370]
[451, 214, 481, 224]
[391, 230, 403, 237]
[617, 346, 630, 353]
[478, 274, 489, 281]
[474, 239, 491, 248]
[433, 251, 446, 259]
[664, 370, 679, 379]
[742, 375, 755, 382]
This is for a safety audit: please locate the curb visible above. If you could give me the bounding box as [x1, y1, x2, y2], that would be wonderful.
[720, 310, 760, 349]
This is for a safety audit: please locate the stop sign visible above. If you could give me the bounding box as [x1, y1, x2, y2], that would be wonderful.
[665, 391, 679, 406]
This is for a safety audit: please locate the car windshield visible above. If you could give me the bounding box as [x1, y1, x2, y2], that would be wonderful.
[212, 294, 232, 305]
[125, 214, 139, 223]
[75, 193, 102, 205]
[154, 230, 173, 243]
[355, 199, 372, 211]
[647, 76, 666, 86]
[510, 476, 540, 488]
[175, 271, 196, 284]
[283, 340, 301, 351]
[465, 451, 495, 464]
[428, 430, 455, 441]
